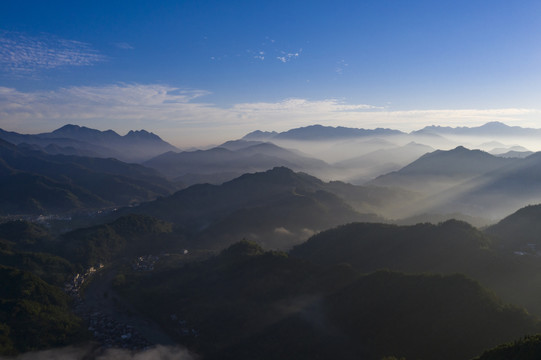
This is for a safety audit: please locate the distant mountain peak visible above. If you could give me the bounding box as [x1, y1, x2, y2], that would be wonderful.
[413, 121, 541, 137]
[480, 121, 509, 128]
[243, 130, 278, 140]
[124, 129, 162, 141]
[52, 124, 120, 136]
[48, 124, 122, 143]
[127, 129, 150, 135]
[243, 124, 404, 141]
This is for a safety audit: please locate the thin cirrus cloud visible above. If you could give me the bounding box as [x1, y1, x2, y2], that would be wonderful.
[113, 42, 134, 50]
[0, 30, 105, 75]
[0, 83, 538, 146]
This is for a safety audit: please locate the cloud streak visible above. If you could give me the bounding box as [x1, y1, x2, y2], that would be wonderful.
[113, 42, 134, 50]
[0, 83, 539, 147]
[0, 30, 105, 75]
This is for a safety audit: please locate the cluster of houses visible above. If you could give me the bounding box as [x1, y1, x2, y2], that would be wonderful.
[169, 314, 199, 338]
[514, 243, 540, 256]
[132, 255, 160, 271]
[64, 264, 104, 298]
[64, 263, 155, 350]
[86, 311, 153, 350]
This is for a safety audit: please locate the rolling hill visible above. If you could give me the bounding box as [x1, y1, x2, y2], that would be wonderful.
[0, 139, 178, 215]
[485, 204, 541, 251]
[290, 217, 541, 317]
[143, 141, 331, 184]
[116, 241, 539, 360]
[122, 167, 413, 249]
[369, 146, 514, 193]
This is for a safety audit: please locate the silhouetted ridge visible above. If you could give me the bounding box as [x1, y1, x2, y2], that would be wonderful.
[126, 167, 389, 250]
[244, 124, 404, 141]
[473, 335, 541, 360]
[290, 220, 491, 273]
[125, 129, 164, 142]
[369, 146, 513, 193]
[413, 121, 541, 136]
[144, 144, 329, 184]
[0, 124, 178, 162]
[221, 240, 265, 259]
[485, 204, 541, 250]
[0, 141, 177, 214]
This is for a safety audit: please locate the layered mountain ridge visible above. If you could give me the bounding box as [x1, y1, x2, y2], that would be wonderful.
[0, 124, 178, 163]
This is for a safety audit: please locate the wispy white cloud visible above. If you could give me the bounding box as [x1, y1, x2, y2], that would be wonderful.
[213, 38, 302, 64]
[335, 59, 348, 74]
[113, 42, 134, 50]
[253, 51, 265, 60]
[232, 98, 377, 113]
[1, 83, 539, 147]
[0, 30, 105, 75]
[277, 49, 302, 63]
[0, 84, 215, 138]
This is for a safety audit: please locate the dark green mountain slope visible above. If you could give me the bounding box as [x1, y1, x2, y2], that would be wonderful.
[473, 335, 541, 360]
[0, 265, 85, 355]
[0, 139, 178, 215]
[115, 242, 538, 360]
[290, 220, 492, 274]
[0, 221, 77, 285]
[485, 204, 541, 251]
[290, 220, 541, 317]
[0, 220, 53, 252]
[58, 214, 173, 266]
[126, 167, 406, 250]
[325, 271, 537, 360]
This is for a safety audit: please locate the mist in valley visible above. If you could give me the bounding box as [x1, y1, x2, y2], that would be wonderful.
[5, 121, 541, 360]
[4, 1, 541, 358]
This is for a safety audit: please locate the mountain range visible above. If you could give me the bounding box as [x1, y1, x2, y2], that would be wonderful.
[413, 121, 541, 137]
[0, 124, 178, 163]
[370, 146, 515, 193]
[143, 141, 331, 185]
[6, 121, 541, 359]
[118, 238, 539, 360]
[367, 146, 541, 219]
[243, 124, 405, 141]
[0, 139, 178, 215]
[290, 214, 541, 317]
[244, 121, 541, 142]
[119, 167, 415, 249]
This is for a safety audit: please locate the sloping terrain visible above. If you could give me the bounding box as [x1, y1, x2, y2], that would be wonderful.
[370, 146, 514, 193]
[124, 167, 414, 249]
[116, 241, 539, 360]
[144, 142, 331, 184]
[0, 139, 178, 215]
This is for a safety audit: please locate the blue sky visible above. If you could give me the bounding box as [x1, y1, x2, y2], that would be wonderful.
[1, 0, 541, 146]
